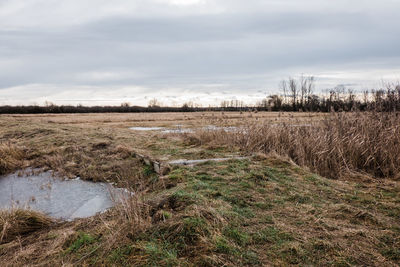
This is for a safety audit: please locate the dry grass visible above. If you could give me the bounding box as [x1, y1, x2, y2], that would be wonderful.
[0, 143, 25, 175]
[0, 112, 398, 266]
[0, 111, 326, 126]
[113, 191, 152, 236]
[0, 209, 54, 244]
[188, 112, 400, 179]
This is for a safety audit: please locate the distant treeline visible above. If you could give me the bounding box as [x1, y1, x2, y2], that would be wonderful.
[253, 77, 400, 112]
[1, 78, 399, 114]
[0, 103, 241, 114]
[0, 105, 213, 114]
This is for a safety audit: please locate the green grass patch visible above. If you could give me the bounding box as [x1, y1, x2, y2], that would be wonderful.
[142, 165, 155, 177]
[223, 226, 251, 246]
[191, 180, 211, 191]
[225, 160, 251, 173]
[251, 227, 293, 245]
[214, 236, 238, 255]
[243, 250, 261, 265]
[168, 168, 187, 181]
[254, 201, 274, 210]
[262, 166, 293, 183]
[287, 193, 312, 204]
[304, 174, 331, 187]
[66, 232, 96, 254]
[169, 190, 201, 209]
[246, 170, 269, 183]
[194, 171, 214, 181]
[143, 241, 179, 266]
[232, 206, 255, 218]
[179, 217, 210, 244]
[108, 245, 133, 265]
[259, 215, 275, 224]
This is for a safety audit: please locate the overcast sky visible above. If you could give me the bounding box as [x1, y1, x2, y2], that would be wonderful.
[1, 0, 399, 106]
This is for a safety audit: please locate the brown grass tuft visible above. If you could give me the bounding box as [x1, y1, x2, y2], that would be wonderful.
[0, 143, 25, 175]
[116, 193, 152, 235]
[0, 209, 54, 244]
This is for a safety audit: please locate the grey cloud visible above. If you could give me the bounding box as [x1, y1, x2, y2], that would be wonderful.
[80, 12, 376, 43]
[0, 0, 399, 105]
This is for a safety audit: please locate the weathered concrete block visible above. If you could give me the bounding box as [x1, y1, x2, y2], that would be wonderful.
[143, 158, 151, 165]
[153, 161, 161, 174]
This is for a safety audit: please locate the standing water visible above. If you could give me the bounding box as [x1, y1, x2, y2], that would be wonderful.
[0, 170, 131, 221]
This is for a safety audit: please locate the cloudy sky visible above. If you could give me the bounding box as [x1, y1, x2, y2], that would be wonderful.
[1, 0, 399, 106]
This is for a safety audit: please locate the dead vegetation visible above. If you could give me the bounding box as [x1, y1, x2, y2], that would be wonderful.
[0, 209, 54, 244]
[0, 143, 25, 175]
[188, 112, 400, 179]
[0, 112, 399, 266]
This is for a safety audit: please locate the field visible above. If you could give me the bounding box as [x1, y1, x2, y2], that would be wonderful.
[0, 111, 399, 266]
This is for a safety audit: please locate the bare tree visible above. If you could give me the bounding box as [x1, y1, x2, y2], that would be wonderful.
[280, 80, 288, 105]
[289, 77, 298, 110]
[300, 74, 306, 107]
[148, 98, 161, 107]
[363, 90, 369, 105]
[268, 95, 283, 110]
[334, 85, 345, 101]
[306, 76, 315, 107]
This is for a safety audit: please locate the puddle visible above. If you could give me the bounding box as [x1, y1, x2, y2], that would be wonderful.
[129, 125, 311, 133]
[129, 126, 193, 133]
[0, 170, 131, 221]
[203, 125, 238, 132]
[130, 125, 238, 133]
[270, 123, 313, 127]
[161, 128, 194, 133]
[129, 127, 165, 131]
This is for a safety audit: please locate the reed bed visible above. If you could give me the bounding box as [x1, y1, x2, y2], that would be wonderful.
[189, 112, 400, 179]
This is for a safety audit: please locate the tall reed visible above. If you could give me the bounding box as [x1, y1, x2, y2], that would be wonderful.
[190, 112, 400, 179]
